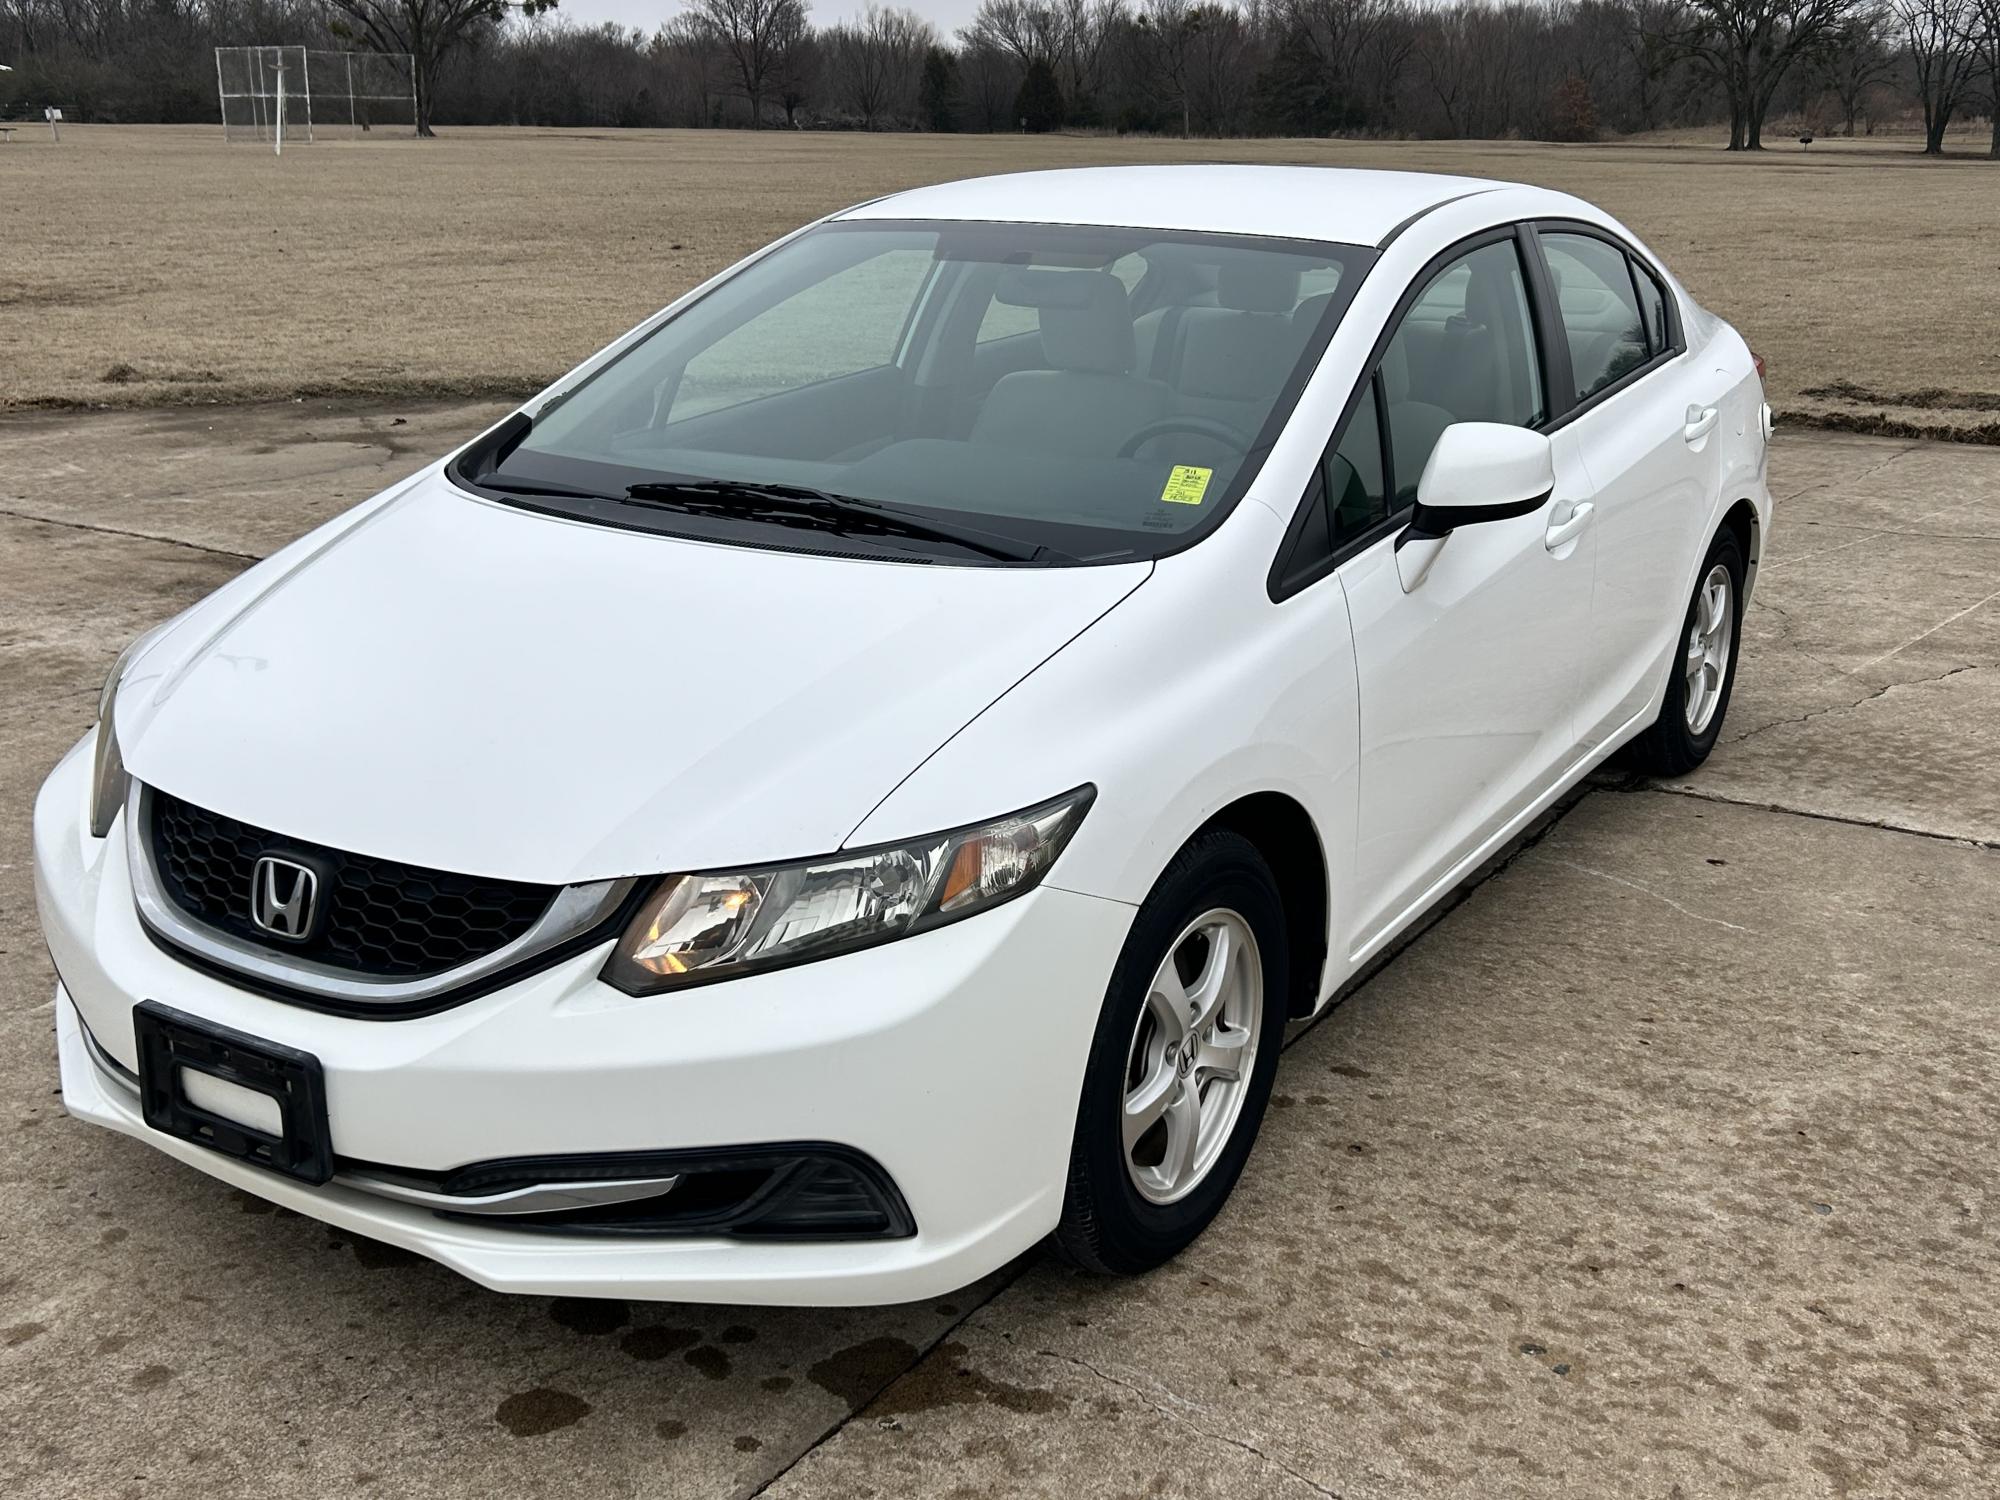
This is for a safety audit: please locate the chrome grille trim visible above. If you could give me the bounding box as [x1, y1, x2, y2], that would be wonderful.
[127, 783, 637, 1010]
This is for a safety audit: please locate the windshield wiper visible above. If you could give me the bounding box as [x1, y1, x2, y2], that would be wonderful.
[620, 479, 1070, 564]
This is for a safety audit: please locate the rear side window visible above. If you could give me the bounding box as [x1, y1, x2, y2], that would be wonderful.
[1634, 259, 1673, 356]
[1541, 232, 1649, 404]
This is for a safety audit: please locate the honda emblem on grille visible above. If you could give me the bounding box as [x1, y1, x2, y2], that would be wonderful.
[249, 856, 319, 942]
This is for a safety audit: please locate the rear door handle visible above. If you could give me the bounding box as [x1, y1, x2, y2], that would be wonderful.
[1684, 404, 1720, 443]
[1545, 501, 1594, 551]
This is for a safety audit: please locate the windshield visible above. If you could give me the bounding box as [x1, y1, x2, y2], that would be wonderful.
[480, 220, 1375, 564]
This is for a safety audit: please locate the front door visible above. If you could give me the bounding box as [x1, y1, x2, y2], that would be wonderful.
[1334, 233, 1598, 957]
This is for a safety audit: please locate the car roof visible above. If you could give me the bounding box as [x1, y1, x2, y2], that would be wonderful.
[835, 165, 1532, 248]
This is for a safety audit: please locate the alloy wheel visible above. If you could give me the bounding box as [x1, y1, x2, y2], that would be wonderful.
[1683, 562, 1734, 735]
[1121, 908, 1264, 1205]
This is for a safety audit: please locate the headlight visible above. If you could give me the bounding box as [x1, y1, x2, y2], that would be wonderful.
[88, 625, 169, 838]
[601, 786, 1094, 995]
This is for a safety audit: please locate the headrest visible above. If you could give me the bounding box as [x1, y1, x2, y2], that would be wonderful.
[997, 268, 1135, 375]
[1217, 260, 1301, 314]
[1463, 260, 1508, 330]
[1379, 336, 1411, 402]
[1175, 309, 1300, 401]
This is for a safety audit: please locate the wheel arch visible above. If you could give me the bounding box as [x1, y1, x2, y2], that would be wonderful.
[1191, 791, 1329, 1020]
[1720, 498, 1761, 603]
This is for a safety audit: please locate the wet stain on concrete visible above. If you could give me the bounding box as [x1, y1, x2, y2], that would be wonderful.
[685, 1345, 732, 1381]
[130, 1364, 174, 1391]
[869, 1341, 1064, 1418]
[99, 1226, 128, 1246]
[233, 1190, 275, 1216]
[494, 1388, 591, 1437]
[550, 1298, 629, 1336]
[761, 1375, 793, 1393]
[809, 1337, 920, 1407]
[95, 1333, 133, 1356]
[719, 1324, 757, 1344]
[655, 1419, 688, 1441]
[622, 1325, 701, 1362]
[1329, 1063, 1374, 1078]
[4, 1322, 47, 1347]
[733, 1435, 763, 1453]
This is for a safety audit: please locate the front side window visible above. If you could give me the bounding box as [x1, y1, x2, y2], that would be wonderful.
[1379, 238, 1545, 505]
[1328, 378, 1389, 543]
[488, 222, 1373, 565]
[1541, 231, 1650, 403]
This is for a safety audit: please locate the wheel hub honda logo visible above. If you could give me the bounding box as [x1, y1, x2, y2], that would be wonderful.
[250, 856, 319, 941]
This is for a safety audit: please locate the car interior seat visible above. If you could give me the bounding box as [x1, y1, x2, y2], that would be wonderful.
[969, 270, 1167, 456]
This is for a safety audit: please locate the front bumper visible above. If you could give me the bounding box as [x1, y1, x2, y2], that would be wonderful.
[36, 737, 1135, 1305]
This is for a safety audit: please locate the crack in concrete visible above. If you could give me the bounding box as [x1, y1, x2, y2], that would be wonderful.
[1540, 856, 1751, 931]
[1860, 586, 2000, 667]
[1747, 595, 1865, 685]
[1725, 661, 1986, 747]
[743, 1259, 1036, 1499]
[0, 505, 259, 562]
[1769, 440, 1921, 505]
[1634, 783, 2000, 852]
[1013, 1337, 1343, 1499]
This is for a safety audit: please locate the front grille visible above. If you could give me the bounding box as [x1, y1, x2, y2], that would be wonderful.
[148, 792, 559, 979]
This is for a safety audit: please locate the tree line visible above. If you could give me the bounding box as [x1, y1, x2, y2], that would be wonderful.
[4, 0, 1997, 155]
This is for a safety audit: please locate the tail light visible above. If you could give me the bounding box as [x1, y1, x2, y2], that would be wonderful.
[1752, 350, 1767, 381]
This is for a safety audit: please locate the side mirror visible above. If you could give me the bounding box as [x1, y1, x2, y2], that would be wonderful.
[1395, 423, 1555, 592]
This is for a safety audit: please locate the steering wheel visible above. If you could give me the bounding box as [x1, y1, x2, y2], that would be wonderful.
[1117, 415, 1256, 460]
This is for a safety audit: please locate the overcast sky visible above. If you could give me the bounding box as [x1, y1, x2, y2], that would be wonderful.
[551, 0, 987, 39]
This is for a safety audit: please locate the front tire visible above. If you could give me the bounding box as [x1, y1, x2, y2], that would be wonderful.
[1051, 830, 1288, 1275]
[1623, 528, 1746, 777]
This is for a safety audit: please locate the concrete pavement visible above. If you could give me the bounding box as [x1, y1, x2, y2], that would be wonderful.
[1, 408, 1993, 1498]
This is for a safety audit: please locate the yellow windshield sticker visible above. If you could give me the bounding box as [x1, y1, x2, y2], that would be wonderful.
[1160, 465, 1213, 506]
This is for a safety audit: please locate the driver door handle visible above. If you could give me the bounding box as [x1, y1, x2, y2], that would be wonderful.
[1684, 404, 1720, 443]
[1545, 501, 1594, 551]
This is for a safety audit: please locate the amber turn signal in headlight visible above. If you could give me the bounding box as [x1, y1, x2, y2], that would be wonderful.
[600, 787, 1094, 995]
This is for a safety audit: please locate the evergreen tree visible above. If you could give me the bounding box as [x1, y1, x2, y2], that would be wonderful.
[918, 45, 960, 132]
[1015, 57, 1065, 133]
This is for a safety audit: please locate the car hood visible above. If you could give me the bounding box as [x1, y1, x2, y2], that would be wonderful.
[118, 474, 1151, 884]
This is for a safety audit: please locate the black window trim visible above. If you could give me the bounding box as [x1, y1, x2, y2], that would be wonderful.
[1268, 222, 1554, 602]
[1528, 219, 1687, 433]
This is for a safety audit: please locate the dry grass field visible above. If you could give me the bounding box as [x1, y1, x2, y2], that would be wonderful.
[4, 124, 1998, 437]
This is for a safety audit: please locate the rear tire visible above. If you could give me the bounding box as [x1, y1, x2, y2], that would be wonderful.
[1051, 830, 1288, 1276]
[1623, 527, 1746, 777]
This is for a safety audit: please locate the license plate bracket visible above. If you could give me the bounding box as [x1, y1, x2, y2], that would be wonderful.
[133, 1000, 333, 1185]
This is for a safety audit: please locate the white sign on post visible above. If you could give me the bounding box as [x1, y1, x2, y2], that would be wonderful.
[45, 106, 62, 142]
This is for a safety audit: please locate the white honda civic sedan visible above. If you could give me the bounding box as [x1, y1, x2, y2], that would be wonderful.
[35, 166, 1770, 1305]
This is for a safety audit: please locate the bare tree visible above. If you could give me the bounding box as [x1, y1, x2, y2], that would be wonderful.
[1136, 0, 1202, 134]
[687, 0, 811, 126]
[1805, 4, 1897, 131]
[1891, 0, 1980, 150]
[1659, 0, 1857, 148]
[824, 3, 933, 127]
[1972, 0, 2000, 155]
[323, 0, 560, 136]
[961, 0, 1125, 113]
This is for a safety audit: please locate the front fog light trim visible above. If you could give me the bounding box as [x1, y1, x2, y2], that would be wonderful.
[601, 785, 1095, 997]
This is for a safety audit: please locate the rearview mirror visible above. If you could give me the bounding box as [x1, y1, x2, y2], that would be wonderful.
[1395, 423, 1555, 592]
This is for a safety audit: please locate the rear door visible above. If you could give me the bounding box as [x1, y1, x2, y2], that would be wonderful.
[1529, 226, 1723, 748]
